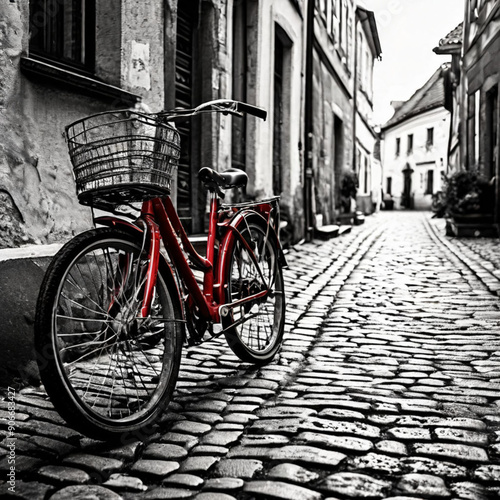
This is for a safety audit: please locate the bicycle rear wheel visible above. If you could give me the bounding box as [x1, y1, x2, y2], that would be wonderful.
[35, 228, 183, 440]
[222, 215, 285, 364]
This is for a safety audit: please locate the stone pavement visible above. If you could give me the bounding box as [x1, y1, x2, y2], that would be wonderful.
[1, 211, 500, 499]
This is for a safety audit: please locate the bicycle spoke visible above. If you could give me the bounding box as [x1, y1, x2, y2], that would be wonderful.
[223, 219, 285, 362]
[46, 234, 178, 424]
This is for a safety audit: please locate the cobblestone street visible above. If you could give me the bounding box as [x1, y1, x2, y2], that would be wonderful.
[1, 211, 500, 500]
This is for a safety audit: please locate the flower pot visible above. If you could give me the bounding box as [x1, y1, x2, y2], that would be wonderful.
[450, 213, 493, 224]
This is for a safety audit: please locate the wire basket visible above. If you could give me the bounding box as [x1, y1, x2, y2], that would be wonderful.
[66, 110, 180, 208]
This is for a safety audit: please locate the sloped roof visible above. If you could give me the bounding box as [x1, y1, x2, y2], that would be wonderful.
[434, 22, 463, 54]
[381, 65, 447, 131]
[357, 6, 382, 59]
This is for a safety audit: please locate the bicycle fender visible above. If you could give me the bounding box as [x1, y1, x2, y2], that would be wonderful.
[231, 210, 288, 267]
[218, 210, 287, 292]
[94, 215, 143, 234]
[94, 216, 185, 321]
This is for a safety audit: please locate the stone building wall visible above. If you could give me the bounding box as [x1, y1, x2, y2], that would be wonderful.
[0, 1, 167, 248]
[311, 52, 354, 225]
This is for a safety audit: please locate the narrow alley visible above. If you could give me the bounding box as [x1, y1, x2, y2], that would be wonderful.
[1, 211, 500, 499]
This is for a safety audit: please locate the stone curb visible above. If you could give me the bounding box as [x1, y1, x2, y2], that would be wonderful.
[425, 215, 500, 296]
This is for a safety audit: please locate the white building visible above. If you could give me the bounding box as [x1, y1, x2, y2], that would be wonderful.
[380, 66, 450, 210]
[354, 5, 383, 215]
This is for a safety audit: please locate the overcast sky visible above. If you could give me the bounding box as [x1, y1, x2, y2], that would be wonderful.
[363, 0, 465, 125]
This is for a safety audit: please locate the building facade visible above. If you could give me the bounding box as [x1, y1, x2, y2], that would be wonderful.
[0, 0, 307, 246]
[433, 23, 463, 175]
[304, 0, 381, 236]
[434, 1, 500, 229]
[0, 0, 380, 249]
[380, 67, 450, 210]
[462, 0, 500, 226]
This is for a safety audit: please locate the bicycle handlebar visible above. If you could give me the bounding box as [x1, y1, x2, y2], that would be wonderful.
[234, 101, 268, 121]
[159, 99, 267, 121]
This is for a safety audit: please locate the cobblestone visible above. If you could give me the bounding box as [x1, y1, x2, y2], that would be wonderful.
[213, 458, 263, 479]
[102, 473, 148, 492]
[395, 473, 451, 498]
[50, 484, 123, 499]
[130, 459, 180, 479]
[318, 471, 392, 498]
[243, 480, 322, 500]
[2, 212, 500, 498]
[267, 463, 319, 483]
[37, 464, 91, 485]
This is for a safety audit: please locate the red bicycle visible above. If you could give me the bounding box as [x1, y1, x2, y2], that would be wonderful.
[34, 100, 286, 440]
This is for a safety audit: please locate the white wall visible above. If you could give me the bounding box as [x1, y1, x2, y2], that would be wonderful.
[381, 107, 450, 209]
[252, 0, 304, 201]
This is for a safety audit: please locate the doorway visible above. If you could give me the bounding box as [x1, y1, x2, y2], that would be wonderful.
[402, 164, 414, 209]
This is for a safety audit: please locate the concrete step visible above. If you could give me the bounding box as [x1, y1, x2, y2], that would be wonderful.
[339, 225, 352, 236]
[315, 224, 340, 240]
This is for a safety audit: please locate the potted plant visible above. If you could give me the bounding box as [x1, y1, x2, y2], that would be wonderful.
[339, 170, 358, 214]
[433, 168, 496, 236]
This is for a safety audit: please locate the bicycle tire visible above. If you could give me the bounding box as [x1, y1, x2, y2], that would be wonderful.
[221, 214, 285, 364]
[35, 227, 183, 440]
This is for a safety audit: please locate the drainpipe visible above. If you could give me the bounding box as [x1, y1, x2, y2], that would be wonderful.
[304, 0, 314, 241]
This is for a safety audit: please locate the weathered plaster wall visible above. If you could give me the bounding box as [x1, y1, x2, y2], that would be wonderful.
[312, 53, 354, 225]
[253, 0, 305, 241]
[0, 1, 167, 249]
[0, 3, 90, 248]
[121, 0, 165, 111]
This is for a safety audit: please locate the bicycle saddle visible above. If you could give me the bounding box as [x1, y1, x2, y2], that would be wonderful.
[199, 167, 248, 190]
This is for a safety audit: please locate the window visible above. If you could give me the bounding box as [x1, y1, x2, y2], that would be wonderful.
[386, 177, 392, 196]
[486, 86, 498, 179]
[363, 156, 369, 195]
[474, 90, 481, 166]
[426, 127, 434, 148]
[407, 134, 413, 154]
[341, 0, 348, 53]
[332, 0, 340, 43]
[273, 25, 292, 197]
[426, 170, 434, 195]
[318, 0, 327, 25]
[346, 5, 353, 66]
[232, 0, 247, 171]
[29, 0, 96, 73]
[395, 137, 400, 156]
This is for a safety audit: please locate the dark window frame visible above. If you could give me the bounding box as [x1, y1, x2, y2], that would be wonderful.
[29, 0, 96, 75]
[407, 133, 413, 155]
[273, 28, 285, 196]
[426, 127, 434, 148]
[425, 169, 434, 195]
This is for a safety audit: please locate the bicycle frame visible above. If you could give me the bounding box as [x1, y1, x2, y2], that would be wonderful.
[35, 98, 288, 440]
[96, 193, 283, 329]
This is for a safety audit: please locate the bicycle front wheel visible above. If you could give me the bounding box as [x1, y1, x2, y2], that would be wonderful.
[35, 228, 183, 440]
[222, 215, 285, 364]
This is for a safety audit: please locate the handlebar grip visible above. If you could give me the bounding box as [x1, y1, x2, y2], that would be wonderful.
[236, 102, 267, 121]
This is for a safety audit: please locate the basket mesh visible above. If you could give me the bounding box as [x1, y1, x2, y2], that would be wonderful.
[66, 110, 180, 208]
